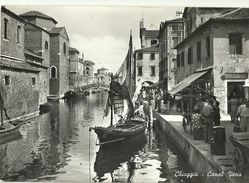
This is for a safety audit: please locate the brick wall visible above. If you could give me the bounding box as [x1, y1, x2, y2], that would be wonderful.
[212, 23, 249, 115]
[49, 35, 60, 94]
[58, 36, 69, 95]
[1, 12, 25, 60]
[24, 25, 50, 104]
[35, 18, 56, 31]
[175, 26, 213, 83]
[0, 69, 39, 120]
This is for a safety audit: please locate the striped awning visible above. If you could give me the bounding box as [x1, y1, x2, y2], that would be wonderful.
[169, 70, 210, 95]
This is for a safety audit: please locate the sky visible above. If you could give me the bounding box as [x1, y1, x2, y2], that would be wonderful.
[5, 5, 183, 73]
[4, 0, 249, 73]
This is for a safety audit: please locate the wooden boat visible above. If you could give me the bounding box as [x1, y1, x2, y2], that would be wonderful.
[90, 33, 147, 145]
[0, 120, 24, 140]
[47, 95, 60, 101]
[0, 126, 22, 144]
[0, 92, 24, 141]
[230, 132, 249, 172]
[39, 103, 52, 114]
[62, 90, 76, 100]
[91, 118, 146, 144]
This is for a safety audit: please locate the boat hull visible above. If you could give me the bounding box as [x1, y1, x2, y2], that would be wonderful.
[93, 119, 147, 144]
[0, 121, 24, 144]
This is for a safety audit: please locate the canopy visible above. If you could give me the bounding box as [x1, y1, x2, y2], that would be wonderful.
[169, 70, 210, 95]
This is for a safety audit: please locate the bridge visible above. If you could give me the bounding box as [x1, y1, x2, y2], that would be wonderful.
[72, 83, 109, 92]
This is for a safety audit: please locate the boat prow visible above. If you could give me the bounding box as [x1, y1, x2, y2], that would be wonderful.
[90, 118, 147, 145]
[0, 120, 25, 141]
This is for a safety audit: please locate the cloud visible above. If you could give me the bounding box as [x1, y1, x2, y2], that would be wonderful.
[70, 34, 135, 73]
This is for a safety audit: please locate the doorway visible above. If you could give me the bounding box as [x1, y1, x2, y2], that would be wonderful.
[227, 81, 245, 114]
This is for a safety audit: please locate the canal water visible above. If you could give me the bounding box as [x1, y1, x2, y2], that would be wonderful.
[0, 92, 201, 182]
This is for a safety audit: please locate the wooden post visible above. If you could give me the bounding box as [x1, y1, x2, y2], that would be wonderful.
[0, 92, 3, 126]
[110, 74, 113, 126]
[0, 107, 3, 126]
[110, 104, 113, 126]
[190, 85, 193, 114]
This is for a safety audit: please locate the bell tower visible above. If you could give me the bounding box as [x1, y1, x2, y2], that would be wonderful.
[139, 17, 146, 48]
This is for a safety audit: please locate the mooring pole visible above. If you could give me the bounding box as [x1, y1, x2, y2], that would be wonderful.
[0, 93, 3, 126]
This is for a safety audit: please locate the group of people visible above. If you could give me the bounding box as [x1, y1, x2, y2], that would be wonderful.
[229, 92, 249, 132]
[200, 98, 221, 143]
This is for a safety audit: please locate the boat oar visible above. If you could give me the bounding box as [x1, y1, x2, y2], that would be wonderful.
[95, 137, 125, 146]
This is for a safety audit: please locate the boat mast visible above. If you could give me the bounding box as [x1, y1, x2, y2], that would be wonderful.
[0, 78, 3, 126]
[110, 103, 113, 126]
[0, 93, 3, 126]
[110, 74, 114, 126]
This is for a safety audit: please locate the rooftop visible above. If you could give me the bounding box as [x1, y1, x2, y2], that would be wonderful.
[175, 8, 249, 49]
[98, 67, 108, 70]
[49, 27, 65, 34]
[135, 44, 159, 53]
[0, 59, 40, 73]
[145, 30, 159, 38]
[20, 11, 57, 24]
[24, 49, 43, 60]
[183, 7, 237, 18]
[215, 8, 249, 20]
[83, 60, 95, 65]
[69, 47, 79, 54]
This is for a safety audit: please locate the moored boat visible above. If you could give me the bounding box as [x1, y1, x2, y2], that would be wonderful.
[89, 32, 147, 146]
[91, 118, 146, 144]
[0, 120, 25, 142]
[47, 95, 60, 101]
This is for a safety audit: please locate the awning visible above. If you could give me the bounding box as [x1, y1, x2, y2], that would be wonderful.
[169, 70, 210, 95]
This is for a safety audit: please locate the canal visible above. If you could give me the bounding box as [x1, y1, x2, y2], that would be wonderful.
[0, 92, 201, 182]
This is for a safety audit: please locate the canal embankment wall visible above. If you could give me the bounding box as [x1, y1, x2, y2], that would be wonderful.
[153, 111, 248, 183]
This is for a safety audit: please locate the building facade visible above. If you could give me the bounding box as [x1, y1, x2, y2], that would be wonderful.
[20, 11, 70, 97]
[49, 27, 70, 97]
[134, 18, 160, 87]
[174, 8, 249, 116]
[158, 18, 184, 91]
[95, 67, 111, 86]
[0, 7, 41, 120]
[69, 47, 80, 88]
[22, 21, 50, 104]
[134, 45, 159, 85]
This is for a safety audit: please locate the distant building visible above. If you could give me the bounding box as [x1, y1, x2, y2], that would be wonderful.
[134, 45, 159, 85]
[158, 18, 184, 91]
[139, 18, 159, 48]
[83, 60, 95, 77]
[20, 10, 70, 97]
[173, 7, 249, 116]
[134, 18, 159, 87]
[22, 19, 51, 104]
[0, 7, 41, 120]
[95, 67, 111, 86]
[69, 47, 80, 88]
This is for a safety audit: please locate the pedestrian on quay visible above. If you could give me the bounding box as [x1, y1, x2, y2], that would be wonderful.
[237, 99, 249, 132]
[213, 100, 221, 126]
[155, 88, 163, 113]
[175, 95, 182, 112]
[229, 92, 240, 123]
[202, 98, 214, 143]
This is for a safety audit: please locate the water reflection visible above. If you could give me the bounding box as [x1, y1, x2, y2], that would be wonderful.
[93, 133, 147, 182]
[0, 93, 201, 182]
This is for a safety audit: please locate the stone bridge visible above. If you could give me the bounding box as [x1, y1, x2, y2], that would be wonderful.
[73, 83, 109, 92]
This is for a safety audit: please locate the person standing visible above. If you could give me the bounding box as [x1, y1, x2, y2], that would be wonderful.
[213, 101, 221, 126]
[229, 92, 240, 123]
[202, 99, 214, 143]
[155, 88, 162, 113]
[237, 100, 249, 132]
